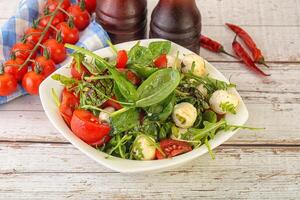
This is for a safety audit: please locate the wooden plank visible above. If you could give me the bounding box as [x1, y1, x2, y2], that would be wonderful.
[1, 143, 300, 199]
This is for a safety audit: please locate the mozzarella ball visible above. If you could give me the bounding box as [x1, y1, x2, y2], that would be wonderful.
[98, 107, 115, 123]
[132, 135, 156, 160]
[209, 90, 239, 115]
[167, 55, 182, 69]
[171, 127, 188, 140]
[172, 102, 198, 128]
[197, 84, 208, 97]
[182, 54, 207, 77]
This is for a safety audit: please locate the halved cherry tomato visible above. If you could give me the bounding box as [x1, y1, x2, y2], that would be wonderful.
[116, 50, 128, 69]
[71, 109, 111, 146]
[67, 5, 90, 31]
[11, 42, 35, 60]
[154, 54, 167, 68]
[77, 0, 96, 14]
[56, 22, 79, 44]
[0, 72, 17, 96]
[59, 88, 79, 126]
[4, 58, 28, 81]
[22, 71, 45, 95]
[24, 27, 49, 46]
[32, 56, 56, 77]
[42, 39, 67, 64]
[155, 139, 192, 159]
[71, 61, 90, 80]
[102, 96, 123, 110]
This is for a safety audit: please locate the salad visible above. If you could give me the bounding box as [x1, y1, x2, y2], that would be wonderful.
[52, 40, 255, 161]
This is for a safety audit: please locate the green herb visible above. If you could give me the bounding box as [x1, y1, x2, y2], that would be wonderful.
[220, 102, 237, 114]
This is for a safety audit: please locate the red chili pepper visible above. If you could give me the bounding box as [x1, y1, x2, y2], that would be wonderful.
[232, 36, 270, 77]
[226, 23, 269, 68]
[200, 35, 236, 59]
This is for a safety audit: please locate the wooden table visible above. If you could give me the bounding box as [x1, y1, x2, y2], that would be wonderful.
[1, 0, 300, 199]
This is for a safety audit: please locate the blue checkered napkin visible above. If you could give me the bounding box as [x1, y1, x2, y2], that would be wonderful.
[0, 0, 110, 104]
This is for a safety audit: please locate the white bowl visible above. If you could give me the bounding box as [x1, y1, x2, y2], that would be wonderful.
[39, 39, 249, 173]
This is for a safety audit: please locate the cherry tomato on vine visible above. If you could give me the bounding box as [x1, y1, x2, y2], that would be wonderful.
[70, 109, 111, 146]
[32, 56, 56, 77]
[45, 0, 71, 20]
[155, 139, 192, 159]
[0, 71, 17, 96]
[22, 71, 45, 95]
[59, 88, 79, 126]
[154, 54, 167, 68]
[38, 14, 65, 35]
[102, 96, 123, 110]
[24, 27, 49, 46]
[56, 22, 79, 44]
[4, 58, 28, 81]
[67, 5, 90, 31]
[116, 50, 128, 69]
[77, 0, 96, 14]
[42, 39, 67, 64]
[11, 42, 35, 61]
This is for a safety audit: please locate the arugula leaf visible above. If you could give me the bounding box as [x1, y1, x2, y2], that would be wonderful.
[51, 74, 77, 86]
[148, 41, 171, 58]
[128, 42, 154, 66]
[136, 68, 181, 107]
[111, 108, 140, 134]
[220, 102, 237, 114]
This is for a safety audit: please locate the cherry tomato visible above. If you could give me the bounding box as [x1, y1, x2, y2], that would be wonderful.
[42, 39, 67, 64]
[11, 42, 35, 60]
[67, 5, 90, 31]
[32, 56, 56, 77]
[45, 0, 71, 12]
[118, 69, 141, 85]
[24, 27, 50, 46]
[38, 14, 65, 35]
[0, 72, 17, 96]
[4, 58, 28, 81]
[155, 139, 192, 159]
[56, 22, 79, 44]
[59, 88, 79, 126]
[154, 54, 167, 68]
[71, 109, 111, 146]
[77, 0, 96, 14]
[102, 96, 123, 110]
[116, 50, 128, 69]
[22, 71, 45, 95]
[70, 59, 90, 80]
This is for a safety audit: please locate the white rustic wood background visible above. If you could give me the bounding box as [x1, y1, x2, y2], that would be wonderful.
[1, 0, 300, 199]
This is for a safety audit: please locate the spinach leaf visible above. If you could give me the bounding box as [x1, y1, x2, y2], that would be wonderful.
[148, 41, 171, 58]
[108, 67, 138, 102]
[127, 63, 158, 79]
[128, 42, 154, 66]
[136, 68, 181, 107]
[111, 108, 140, 134]
[203, 110, 217, 123]
[146, 93, 175, 121]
